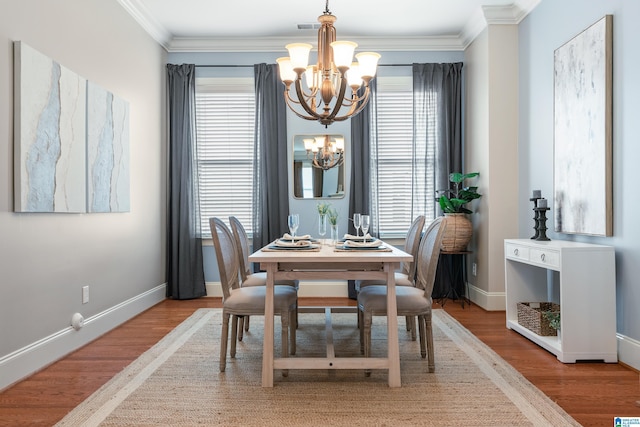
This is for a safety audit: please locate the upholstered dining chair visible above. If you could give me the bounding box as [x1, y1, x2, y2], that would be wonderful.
[209, 217, 297, 374]
[229, 216, 299, 336]
[354, 215, 426, 337]
[357, 216, 446, 374]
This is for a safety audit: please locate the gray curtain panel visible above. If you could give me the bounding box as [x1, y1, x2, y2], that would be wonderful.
[348, 81, 378, 235]
[348, 82, 377, 299]
[412, 63, 464, 214]
[413, 63, 464, 299]
[165, 64, 206, 300]
[252, 63, 290, 251]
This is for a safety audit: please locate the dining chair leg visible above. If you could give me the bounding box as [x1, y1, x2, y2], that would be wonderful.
[363, 311, 373, 377]
[244, 315, 250, 331]
[409, 316, 417, 341]
[281, 313, 289, 377]
[289, 309, 296, 355]
[220, 313, 230, 372]
[358, 309, 364, 354]
[237, 316, 245, 342]
[418, 315, 427, 359]
[425, 314, 435, 373]
[406, 315, 412, 331]
[230, 315, 239, 358]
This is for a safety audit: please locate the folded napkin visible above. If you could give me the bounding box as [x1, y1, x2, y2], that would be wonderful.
[343, 233, 373, 241]
[343, 239, 382, 248]
[275, 239, 312, 248]
[282, 233, 312, 241]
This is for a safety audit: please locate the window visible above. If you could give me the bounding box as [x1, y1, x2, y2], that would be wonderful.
[375, 76, 437, 237]
[195, 78, 255, 237]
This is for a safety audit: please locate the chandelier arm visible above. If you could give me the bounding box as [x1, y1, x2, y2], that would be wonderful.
[330, 86, 371, 122]
[345, 86, 371, 117]
[324, 74, 350, 123]
[283, 88, 322, 121]
[294, 78, 323, 119]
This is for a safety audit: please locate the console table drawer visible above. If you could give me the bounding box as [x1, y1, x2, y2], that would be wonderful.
[530, 248, 560, 268]
[505, 243, 530, 261]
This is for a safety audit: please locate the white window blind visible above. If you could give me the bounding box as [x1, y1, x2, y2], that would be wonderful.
[376, 77, 415, 237]
[195, 78, 255, 237]
[375, 76, 436, 237]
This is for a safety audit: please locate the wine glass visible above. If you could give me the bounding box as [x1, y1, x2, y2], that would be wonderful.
[287, 214, 299, 239]
[353, 213, 361, 238]
[361, 215, 370, 243]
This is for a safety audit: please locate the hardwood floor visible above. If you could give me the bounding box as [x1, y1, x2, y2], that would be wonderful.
[0, 297, 638, 427]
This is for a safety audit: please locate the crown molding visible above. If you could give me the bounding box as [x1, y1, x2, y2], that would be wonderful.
[459, 0, 540, 48]
[167, 35, 467, 53]
[119, 0, 540, 53]
[117, 0, 172, 49]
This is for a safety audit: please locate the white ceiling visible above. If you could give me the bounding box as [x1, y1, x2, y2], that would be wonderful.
[117, 0, 539, 52]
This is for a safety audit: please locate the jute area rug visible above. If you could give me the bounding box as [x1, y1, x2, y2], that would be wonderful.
[56, 308, 581, 427]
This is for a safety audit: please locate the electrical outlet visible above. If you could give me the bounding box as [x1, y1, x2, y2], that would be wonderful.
[472, 263, 477, 276]
[82, 286, 89, 304]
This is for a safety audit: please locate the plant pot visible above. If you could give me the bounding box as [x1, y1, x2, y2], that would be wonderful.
[441, 213, 473, 252]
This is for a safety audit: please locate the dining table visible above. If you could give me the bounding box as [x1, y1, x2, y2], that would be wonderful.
[249, 239, 412, 387]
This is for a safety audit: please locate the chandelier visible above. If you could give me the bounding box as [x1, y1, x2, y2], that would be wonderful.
[304, 135, 344, 170]
[277, 1, 381, 127]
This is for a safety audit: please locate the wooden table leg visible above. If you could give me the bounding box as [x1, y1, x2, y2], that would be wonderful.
[261, 263, 275, 387]
[386, 262, 401, 387]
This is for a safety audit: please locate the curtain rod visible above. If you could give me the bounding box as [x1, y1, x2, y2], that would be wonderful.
[194, 63, 412, 68]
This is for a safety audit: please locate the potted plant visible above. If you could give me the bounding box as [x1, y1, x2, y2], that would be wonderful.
[436, 172, 482, 252]
[543, 310, 561, 338]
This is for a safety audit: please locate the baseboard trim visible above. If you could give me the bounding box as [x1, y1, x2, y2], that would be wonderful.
[617, 332, 640, 371]
[206, 280, 348, 298]
[0, 284, 167, 391]
[467, 283, 506, 311]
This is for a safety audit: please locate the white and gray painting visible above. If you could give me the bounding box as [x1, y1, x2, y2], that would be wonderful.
[553, 16, 611, 236]
[14, 42, 130, 214]
[14, 41, 86, 212]
[87, 82, 130, 212]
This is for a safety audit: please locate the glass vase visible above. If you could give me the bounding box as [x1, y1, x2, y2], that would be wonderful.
[330, 223, 339, 246]
[318, 214, 327, 242]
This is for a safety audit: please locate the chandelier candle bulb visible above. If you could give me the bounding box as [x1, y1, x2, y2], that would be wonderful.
[356, 52, 382, 79]
[330, 41, 358, 69]
[286, 43, 312, 71]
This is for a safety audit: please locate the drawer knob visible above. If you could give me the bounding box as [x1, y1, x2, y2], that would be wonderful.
[514, 248, 519, 256]
[541, 253, 546, 262]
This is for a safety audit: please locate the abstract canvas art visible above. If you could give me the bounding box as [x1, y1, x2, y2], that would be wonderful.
[87, 82, 130, 212]
[553, 15, 613, 236]
[14, 41, 130, 213]
[14, 41, 87, 212]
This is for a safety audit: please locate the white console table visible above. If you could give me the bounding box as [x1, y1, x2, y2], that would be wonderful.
[504, 239, 617, 363]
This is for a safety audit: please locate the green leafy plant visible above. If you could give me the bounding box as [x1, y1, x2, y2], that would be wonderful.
[317, 202, 331, 216]
[437, 172, 482, 214]
[327, 208, 339, 225]
[543, 310, 561, 330]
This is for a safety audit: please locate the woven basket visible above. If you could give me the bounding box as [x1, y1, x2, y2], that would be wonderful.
[441, 213, 473, 252]
[516, 302, 560, 336]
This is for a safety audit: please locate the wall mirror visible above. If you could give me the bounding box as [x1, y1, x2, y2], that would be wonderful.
[292, 134, 345, 199]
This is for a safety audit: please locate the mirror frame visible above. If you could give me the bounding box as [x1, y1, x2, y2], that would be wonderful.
[292, 134, 345, 200]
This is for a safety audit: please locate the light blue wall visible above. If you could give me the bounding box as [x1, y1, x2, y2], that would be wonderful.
[167, 50, 464, 282]
[519, 0, 640, 344]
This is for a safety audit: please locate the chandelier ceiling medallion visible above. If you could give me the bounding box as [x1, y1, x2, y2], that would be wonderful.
[277, 0, 381, 127]
[305, 135, 344, 170]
